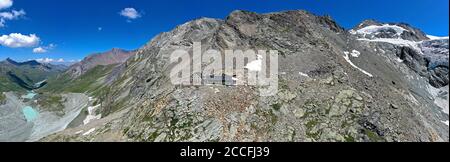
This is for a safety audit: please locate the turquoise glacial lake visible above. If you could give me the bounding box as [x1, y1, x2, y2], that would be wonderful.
[22, 106, 39, 122]
[23, 91, 37, 99]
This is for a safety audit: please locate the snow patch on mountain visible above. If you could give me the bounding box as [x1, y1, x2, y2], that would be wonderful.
[343, 51, 373, 77]
[350, 24, 407, 36]
[351, 50, 361, 57]
[299, 72, 309, 77]
[427, 85, 449, 114]
[427, 35, 449, 40]
[357, 38, 423, 54]
[344, 50, 361, 58]
[82, 128, 95, 136]
[427, 85, 449, 126]
[83, 104, 101, 125]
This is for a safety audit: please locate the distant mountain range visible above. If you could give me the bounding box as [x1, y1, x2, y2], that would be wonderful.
[0, 58, 67, 92]
[0, 48, 136, 93]
[39, 48, 136, 94]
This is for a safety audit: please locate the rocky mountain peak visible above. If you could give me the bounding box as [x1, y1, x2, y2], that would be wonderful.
[66, 48, 136, 78]
[317, 14, 345, 33]
[3, 58, 41, 67]
[354, 19, 383, 29]
[22, 60, 41, 66]
[5, 58, 18, 64]
[351, 20, 429, 41]
[226, 10, 262, 24]
[110, 47, 127, 53]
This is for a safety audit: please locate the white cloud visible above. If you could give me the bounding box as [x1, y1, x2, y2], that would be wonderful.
[0, 9, 25, 27]
[0, 33, 40, 48]
[32, 43, 56, 53]
[119, 8, 141, 20]
[36, 58, 65, 63]
[0, 0, 13, 10]
[33, 47, 47, 53]
[0, 9, 24, 19]
[67, 59, 81, 63]
[48, 43, 56, 48]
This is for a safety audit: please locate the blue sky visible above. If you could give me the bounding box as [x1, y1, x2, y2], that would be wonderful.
[0, 0, 448, 63]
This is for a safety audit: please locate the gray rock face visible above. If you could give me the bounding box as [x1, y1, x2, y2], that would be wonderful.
[429, 67, 449, 88]
[421, 39, 449, 87]
[42, 10, 448, 142]
[397, 46, 430, 76]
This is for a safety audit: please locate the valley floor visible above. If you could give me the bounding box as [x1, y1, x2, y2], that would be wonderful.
[0, 92, 89, 142]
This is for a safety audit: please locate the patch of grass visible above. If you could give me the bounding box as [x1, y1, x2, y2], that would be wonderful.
[90, 85, 110, 99]
[37, 93, 65, 114]
[41, 64, 116, 94]
[64, 65, 116, 93]
[271, 103, 282, 111]
[165, 107, 195, 141]
[269, 110, 278, 125]
[0, 76, 26, 93]
[38, 73, 71, 93]
[305, 119, 321, 140]
[280, 27, 292, 33]
[344, 135, 355, 142]
[341, 121, 351, 129]
[250, 122, 258, 130]
[123, 127, 130, 134]
[306, 130, 320, 140]
[178, 116, 194, 129]
[147, 131, 160, 142]
[257, 108, 279, 126]
[0, 93, 5, 103]
[170, 118, 180, 127]
[364, 129, 385, 142]
[305, 120, 318, 130]
[142, 114, 153, 122]
[278, 79, 289, 90]
[279, 51, 287, 58]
